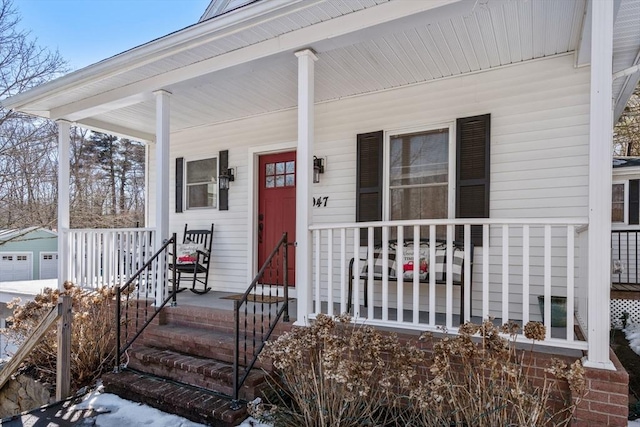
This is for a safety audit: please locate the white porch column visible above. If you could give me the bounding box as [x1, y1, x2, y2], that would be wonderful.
[56, 120, 71, 291]
[154, 90, 171, 305]
[585, 0, 615, 370]
[294, 49, 318, 325]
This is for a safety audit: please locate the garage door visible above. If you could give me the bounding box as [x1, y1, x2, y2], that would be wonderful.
[40, 252, 58, 280]
[0, 253, 32, 282]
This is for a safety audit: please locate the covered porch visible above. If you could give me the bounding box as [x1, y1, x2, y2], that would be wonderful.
[4, 0, 639, 373]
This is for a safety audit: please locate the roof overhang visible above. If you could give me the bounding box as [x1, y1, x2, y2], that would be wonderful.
[2, 0, 639, 141]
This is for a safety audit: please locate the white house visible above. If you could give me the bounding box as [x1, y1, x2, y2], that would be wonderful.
[2, 1, 640, 420]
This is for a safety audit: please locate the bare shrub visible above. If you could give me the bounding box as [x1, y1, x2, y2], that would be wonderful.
[253, 314, 427, 426]
[408, 319, 586, 426]
[2, 282, 117, 392]
[251, 314, 586, 427]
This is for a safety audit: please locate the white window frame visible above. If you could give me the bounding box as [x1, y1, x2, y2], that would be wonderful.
[382, 122, 456, 222]
[612, 180, 628, 224]
[185, 156, 219, 210]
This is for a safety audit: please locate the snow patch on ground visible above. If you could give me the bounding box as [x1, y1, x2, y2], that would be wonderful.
[72, 385, 272, 426]
[625, 324, 640, 356]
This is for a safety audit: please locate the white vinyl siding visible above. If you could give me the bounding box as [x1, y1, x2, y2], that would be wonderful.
[154, 54, 589, 307]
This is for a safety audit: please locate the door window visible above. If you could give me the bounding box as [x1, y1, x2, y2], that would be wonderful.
[265, 161, 295, 188]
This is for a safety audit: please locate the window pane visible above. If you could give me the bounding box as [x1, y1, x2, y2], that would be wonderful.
[388, 128, 449, 222]
[266, 176, 275, 188]
[188, 183, 217, 208]
[276, 162, 285, 174]
[390, 185, 448, 220]
[390, 129, 448, 187]
[286, 161, 295, 173]
[276, 175, 285, 187]
[612, 184, 625, 222]
[187, 158, 217, 184]
[285, 174, 295, 186]
[266, 163, 275, 176]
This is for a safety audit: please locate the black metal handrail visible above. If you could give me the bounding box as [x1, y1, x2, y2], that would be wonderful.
[612, 229, 640, 285]
[232, 232, 289, 407]
[115, 233, 177, 371]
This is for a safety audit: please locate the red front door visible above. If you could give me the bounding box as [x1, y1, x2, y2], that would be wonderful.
[258, 151, 296, 285]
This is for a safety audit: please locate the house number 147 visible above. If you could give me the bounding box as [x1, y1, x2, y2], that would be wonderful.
[313, 196, 328, 207]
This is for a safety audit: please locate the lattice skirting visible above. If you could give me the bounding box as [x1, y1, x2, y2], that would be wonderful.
[611, 298, 640, 328]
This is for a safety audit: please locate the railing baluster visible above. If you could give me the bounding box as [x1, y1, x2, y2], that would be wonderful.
[618, 230, 622, 283]
[567, 225, 575, 342]
[314, 230, 321, 314]
[367, 227, 374, 319]
[463, 224, 471, 322]
[397, 226, 404, 324]
[446, 225, 454, 329]
[502, 224, 509, 324]
[353, 228, 360, 318]
[482, 224, 489, 319]
[381, 226, 389, 321]
[340, 228, 346, 314]
[428, 225, 436, 326]
[522, 225, 530, 324]
[413, 225, 420, 325]
[544, 225, 552, 339]
[327, 229, 334, 317]
[627, 231, 630, 284]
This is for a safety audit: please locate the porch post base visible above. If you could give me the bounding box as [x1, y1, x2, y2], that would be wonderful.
[293, 319, 308, 327]
[582, 357, 615, 371]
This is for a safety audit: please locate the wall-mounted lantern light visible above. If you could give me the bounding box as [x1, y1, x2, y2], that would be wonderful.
[219, 168, 235, 190]
[313, 156, 325, 183]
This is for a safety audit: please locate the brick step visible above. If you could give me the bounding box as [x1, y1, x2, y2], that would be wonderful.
[127, 345, 270, 400]
[102, 369, 247, 427]
[160, 304, 293, 336]
[140, 323, 274, 370]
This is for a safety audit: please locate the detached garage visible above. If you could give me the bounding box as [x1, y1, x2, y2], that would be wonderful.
[0, 228, 58, 282]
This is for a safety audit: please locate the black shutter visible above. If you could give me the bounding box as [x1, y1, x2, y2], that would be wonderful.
[630, 179, 639, 225]
[456, 114, 490, 246]
[175, 157, 184, 213]
[356, 131, 383, 246]
[219, 150, 229, 211]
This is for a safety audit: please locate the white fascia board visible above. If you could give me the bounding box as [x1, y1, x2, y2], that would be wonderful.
[53, 92, 153, 122]
[46, 0, 461, 122]
[77, 118, 155, 143]
[2, 0, 321, 112]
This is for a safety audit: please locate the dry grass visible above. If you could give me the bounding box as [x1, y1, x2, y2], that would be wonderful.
[2, 282, 117, 392]
[251, 314, 586, 427]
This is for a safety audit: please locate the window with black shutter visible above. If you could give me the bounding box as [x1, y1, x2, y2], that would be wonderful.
[356, 114, 490, 246]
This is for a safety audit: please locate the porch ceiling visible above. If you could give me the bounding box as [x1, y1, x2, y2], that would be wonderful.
[3, 0, 639, 141]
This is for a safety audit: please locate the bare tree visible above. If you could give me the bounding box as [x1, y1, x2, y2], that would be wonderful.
[0, 0, 66, 231]
[614, 84, 640, 156]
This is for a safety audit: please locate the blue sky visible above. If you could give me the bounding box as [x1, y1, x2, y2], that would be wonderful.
[16, 0, 212, 70]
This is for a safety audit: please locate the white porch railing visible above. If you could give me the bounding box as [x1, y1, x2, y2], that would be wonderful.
[66, 228, 156, 288]
[309, 218, 589, 350]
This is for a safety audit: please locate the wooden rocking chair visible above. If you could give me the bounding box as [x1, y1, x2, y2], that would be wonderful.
[172, 224, 214, 294]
